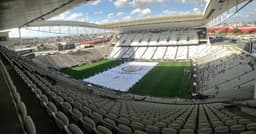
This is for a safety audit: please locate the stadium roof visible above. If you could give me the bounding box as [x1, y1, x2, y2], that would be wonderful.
[0, 0, 249, 31]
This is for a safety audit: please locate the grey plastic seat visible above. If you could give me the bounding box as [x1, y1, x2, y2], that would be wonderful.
[118, 117, 130, 126]
[145, 125, 160, 134]
[55, 96, 64, 106]
[225, 119, 237, 126]
[67, 123, 84, 134]
[131, 121, 144, 131]
[168, 123, 181, 130]
[239, 119, 250, 125]
[62, 102, 72, 114]
[81, 106, 91, 116]
[18, 102, 27, 120]
[81, 116, 96, 133]
[198, 122, 210, 128]
[24, 116, 36, 134]
[71, 108, 82, 122]
[141, 119, 153, 126]
[72, 101, 82, 109]
[155, 122, 166, 128]
[230, 124, 245, 134]
[241, 131, 256, 134]
[198, 127, 212, 134]
[91, 112, 103, 124]
[34, 89, 42, 99]
[95, 125, 112, 134]
[46, 102, 57, 117]
[134, 130, 147, 134]
[214, 126, 229, 134]
[39, 94, 48, 106]
[247, 123, 256, 131]
[161, 127, 176, 134]
[180, 128, 194, 134]
[54, 112, 69, 131]
[211, 121, 223, 128]
[102, 118, 117, 130]
[14, 91, 21, 104]
[117, 124, 132, 134]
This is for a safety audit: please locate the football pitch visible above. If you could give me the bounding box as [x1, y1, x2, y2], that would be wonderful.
[61, 59, 123, 79]
[129, 62, 193, 98]
[62, 60, 193, 98]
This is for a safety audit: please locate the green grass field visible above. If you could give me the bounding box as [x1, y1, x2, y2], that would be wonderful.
[61, 59, 122, 79]
[129, 62, 193, 98]
[62, 60, 193, 98]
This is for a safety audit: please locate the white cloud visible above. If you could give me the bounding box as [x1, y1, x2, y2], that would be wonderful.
[131, 8, 151, 16]
[89, 0, 101, 5]
[116, 12, 124, 16]
[107, 13, 114, 18]
[162, 9, 177, 15]
[49, 11, 88, 22]
[122, 15, 131, 20]
[131, 0, 168, 7]
[193, 8, 200, 13]
[114, 0, 129, 8]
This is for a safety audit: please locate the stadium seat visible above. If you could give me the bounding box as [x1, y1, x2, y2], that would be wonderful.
[71, 108, 83, 122]
[247, 123, 256, 131]
[240, 131, 256, 134]
[155, 122, 166, 128]
[179, 128, 194, 134]
[62, 102, 72, 114]
[46, 102, 58, 117]
[67, 123, 84, 134]
[145, 125, 160, 134]
[117, 124, 132, 134]
[102, 118, 117, 130]
[161, 127, 177, 134]
[54, 112, 69, 131]
[39, 94, 48, 106]
[134, 130, 147, 134]
[18, 101, 27, 120]
[230, 124, 245, 134]
[81, 106, 91, 116]
[239, 119, 250, 125]
[24, 116, 36, 134]
[14, 91, 21, 104]
[81, 116, 96, 132]
[95, 125, 112, 134]
[214, 126, 229, 134]
[130, 121, 144, 131]
[197, 127, 212, 134]
[91, 112, 103, 124]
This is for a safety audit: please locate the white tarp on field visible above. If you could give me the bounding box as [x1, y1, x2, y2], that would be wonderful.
[84, 61, 158, 91]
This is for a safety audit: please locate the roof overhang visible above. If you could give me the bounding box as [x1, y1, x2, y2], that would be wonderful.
[0, 0, 94, 30]
[0, 0, 250, 32]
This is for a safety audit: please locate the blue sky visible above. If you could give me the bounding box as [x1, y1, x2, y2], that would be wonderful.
[49, 0, 208, 23]
[6, 0, 256, 38]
